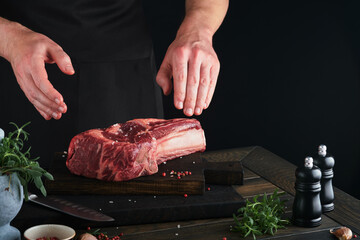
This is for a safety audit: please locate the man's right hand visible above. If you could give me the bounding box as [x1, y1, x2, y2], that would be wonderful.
[0, 18, 75, 120]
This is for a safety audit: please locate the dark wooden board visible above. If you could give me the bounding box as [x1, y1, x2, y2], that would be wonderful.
[203, 160, 244, 185]
[46, 152, 205, 195]
[45, 151, 244, 195]
[201, 147, 252, 185]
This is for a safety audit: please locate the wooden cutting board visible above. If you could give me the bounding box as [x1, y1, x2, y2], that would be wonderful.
[15, 149, 250, 232]
[45, 152, 244, 195]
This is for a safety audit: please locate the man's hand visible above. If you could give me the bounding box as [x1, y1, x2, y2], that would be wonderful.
[0, 18, 74, 120]
[157, 31, 219, 116]
[156, 0, 228, 116]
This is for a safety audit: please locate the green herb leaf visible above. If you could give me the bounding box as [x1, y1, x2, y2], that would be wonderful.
[44, 172, 54, 181]
[0, 122, 54, 201]
[232, 189, 290, 240]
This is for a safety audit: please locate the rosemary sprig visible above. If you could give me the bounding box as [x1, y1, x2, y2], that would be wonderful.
[0, 122, 54, 200]
[232, 189, 290, 239]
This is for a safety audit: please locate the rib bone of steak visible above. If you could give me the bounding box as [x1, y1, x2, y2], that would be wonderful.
[66, 118, 206, 181]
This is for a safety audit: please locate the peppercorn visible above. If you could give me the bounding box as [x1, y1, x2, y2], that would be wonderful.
[184, 194, 188, 198]
[162, 172, 166, 177]
[207, 187, 211, 191]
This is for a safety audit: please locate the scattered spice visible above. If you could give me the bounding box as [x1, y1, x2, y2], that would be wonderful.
[184, 194, 188, 198]
[166, 169, 193, 180]
[162, 172, 166, 177]
[207, 187, 211, 191]
[222, 237, 227, 240]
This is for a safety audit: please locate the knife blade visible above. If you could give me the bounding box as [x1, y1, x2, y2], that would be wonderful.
[28, 193, 114, 222]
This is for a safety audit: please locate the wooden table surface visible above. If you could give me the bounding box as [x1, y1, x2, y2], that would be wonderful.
[14, 146, 360, 240]
[86, 146, 360, 240]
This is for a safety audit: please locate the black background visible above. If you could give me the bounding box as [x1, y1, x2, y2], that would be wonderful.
[143, 0, 360, 199]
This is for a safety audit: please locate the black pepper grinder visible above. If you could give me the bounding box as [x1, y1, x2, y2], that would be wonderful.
[313, 144, 335, 212]
[292, 157, 322, 227]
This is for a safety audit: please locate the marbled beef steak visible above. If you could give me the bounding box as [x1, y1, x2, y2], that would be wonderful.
[66, 118, 206, 181]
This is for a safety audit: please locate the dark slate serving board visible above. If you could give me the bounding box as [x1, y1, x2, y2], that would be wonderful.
[13, 184, 245, 233]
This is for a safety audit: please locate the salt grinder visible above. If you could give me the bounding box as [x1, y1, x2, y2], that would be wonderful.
[313, 144, 335, 212]
[292, 157, 322, 227]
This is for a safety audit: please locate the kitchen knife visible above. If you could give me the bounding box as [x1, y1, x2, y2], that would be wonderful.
[28, 193, 115, 222]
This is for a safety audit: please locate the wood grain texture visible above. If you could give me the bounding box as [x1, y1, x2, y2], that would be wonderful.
[243, 168, 260, 180]
[13, 146, 360, 239]
[201, 146, 256, 163]
[241, 146, 296, 195]
[233, 177, 280, 198]
[203, 160, 244, 185]
[92, 213, 340, 240]
[241, 146, 360, 235]
[46, 150, 245, 195]
[46, 152, 205, 195]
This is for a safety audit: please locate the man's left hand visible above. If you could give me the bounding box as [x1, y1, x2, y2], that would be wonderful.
[156, 31, 220, 116]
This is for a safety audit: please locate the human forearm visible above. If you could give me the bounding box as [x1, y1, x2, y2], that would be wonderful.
[177, 0, 229, 40]
[0, 17, 21, 60]
[156, 0, 228, 116]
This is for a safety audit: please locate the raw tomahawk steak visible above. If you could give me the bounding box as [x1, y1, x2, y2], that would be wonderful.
[66, 118, 206, 181]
